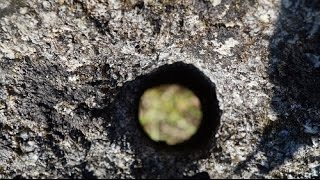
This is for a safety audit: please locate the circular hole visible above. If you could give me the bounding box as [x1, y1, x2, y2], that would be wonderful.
[139, 84, 202, 145]
[136, 62, 221, 148]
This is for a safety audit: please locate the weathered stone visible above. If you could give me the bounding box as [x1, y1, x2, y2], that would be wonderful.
[0, 0, 319, 178]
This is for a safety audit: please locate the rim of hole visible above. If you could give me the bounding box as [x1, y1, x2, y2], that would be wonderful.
[135, 62, 221, 150]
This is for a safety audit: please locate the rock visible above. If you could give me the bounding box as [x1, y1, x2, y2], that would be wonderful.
[0, 0, 319, 178]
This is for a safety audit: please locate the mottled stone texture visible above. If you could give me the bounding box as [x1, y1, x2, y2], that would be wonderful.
[0, 0, 319, 178]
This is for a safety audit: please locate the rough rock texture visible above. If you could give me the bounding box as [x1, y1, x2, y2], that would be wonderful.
[0, 0, 319, 178]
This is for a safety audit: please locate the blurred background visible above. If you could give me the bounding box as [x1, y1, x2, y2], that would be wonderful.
[139, 84, 202, 145]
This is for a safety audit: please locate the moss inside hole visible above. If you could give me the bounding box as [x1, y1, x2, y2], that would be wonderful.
[133, 62, 220, 149]
[139, 84, 202, 145]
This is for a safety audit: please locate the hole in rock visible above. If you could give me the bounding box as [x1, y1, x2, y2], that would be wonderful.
[136, 62, 221, 148]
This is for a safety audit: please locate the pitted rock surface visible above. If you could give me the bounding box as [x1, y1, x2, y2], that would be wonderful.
[0, 0, 319, 178]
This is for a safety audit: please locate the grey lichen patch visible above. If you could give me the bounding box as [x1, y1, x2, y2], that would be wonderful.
[0, 0, 11, 10]
[0, 0, 27, 18]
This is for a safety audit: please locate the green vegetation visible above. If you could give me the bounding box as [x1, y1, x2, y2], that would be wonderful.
[139, 84, 202, 145]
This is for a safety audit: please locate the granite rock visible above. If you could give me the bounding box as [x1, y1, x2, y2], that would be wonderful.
[0, 0, 319, 178]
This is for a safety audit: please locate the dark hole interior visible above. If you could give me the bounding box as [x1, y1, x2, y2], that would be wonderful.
[135, 62, 221, 149]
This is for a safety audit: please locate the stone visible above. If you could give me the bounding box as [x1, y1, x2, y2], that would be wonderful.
[0, 0, 319, 178]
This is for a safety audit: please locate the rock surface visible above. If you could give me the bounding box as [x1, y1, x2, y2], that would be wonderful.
[0, 0, 319, 178]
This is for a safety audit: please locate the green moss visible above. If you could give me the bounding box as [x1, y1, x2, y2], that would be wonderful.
[139, 84, 202, 145]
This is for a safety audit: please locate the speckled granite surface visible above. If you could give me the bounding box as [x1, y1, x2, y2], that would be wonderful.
[0, 0, 319, 178]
